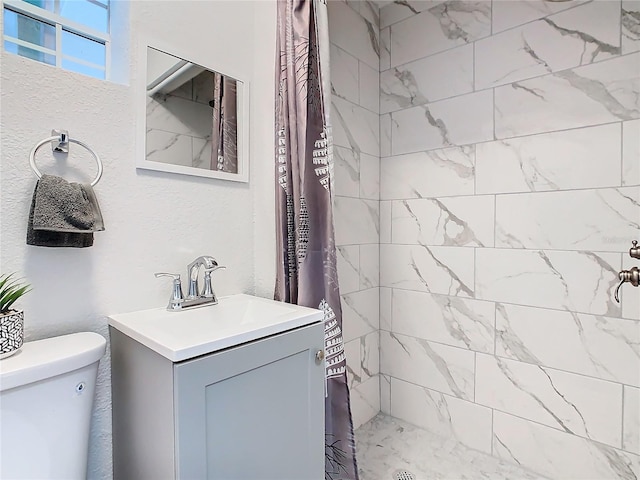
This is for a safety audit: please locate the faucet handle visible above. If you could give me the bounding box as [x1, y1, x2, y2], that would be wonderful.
[614, 266, 640, 303]
[155, 272, 184, 310]
[201, 256, 218, 268]
[630, 240, 640, 260]
[202, 265, 226, 301]
[204, 265, 225, 273]
[155, 272, 180, 279]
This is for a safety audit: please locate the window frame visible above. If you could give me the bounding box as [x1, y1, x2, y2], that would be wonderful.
[3, 0, 111, 79]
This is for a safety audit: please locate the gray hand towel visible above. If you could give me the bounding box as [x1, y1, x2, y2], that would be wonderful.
[26, 174, 105, 248]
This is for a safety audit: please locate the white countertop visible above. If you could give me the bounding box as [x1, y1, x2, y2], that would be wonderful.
[108, 294, 323, 362]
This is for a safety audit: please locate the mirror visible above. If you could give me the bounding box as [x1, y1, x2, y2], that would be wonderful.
[136, 43, 249, 182]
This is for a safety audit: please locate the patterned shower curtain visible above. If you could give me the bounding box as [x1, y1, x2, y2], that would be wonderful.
[211, 73, 238, 173]
[274, 1, 358, 479]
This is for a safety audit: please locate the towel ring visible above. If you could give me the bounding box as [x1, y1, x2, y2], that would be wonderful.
[29, 135, 103, 187]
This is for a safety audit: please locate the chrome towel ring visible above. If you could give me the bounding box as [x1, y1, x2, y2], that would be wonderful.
[29, 130, 103, 187]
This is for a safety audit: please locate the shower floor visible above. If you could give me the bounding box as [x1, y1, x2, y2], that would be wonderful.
[355, 414, 548, 480]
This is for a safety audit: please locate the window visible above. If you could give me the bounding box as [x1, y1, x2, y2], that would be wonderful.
[3, 0, 110, 80]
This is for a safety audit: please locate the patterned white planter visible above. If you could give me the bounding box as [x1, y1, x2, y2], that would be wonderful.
[0, 310, 24, 359]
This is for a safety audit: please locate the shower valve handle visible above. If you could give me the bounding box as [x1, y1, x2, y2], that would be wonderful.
[614, 266, 639, 303]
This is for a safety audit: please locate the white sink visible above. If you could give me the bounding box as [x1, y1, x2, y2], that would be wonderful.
[108, 294, 323, 362]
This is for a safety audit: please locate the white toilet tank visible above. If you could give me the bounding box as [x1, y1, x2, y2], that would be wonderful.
[0, 332, 106, 480]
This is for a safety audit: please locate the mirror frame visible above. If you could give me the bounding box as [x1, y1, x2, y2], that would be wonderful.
[136, 37, 250, 182]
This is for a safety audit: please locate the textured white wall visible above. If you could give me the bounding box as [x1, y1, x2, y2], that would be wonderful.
[0, 2, 276, 478]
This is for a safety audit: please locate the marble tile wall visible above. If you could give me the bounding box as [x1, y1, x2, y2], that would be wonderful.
[377, 0, 640, 477]
[328, 0, 381, 430]
[146, 71, 214, 168]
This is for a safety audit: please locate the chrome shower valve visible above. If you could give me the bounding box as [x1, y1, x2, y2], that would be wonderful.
[614, 266, 639, 303]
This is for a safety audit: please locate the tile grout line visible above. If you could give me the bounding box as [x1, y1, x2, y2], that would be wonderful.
[473, 40, 477, 92]
[492, 86, 496, 140]
[621, 385, 626, 451]
[620, 0, 624, 56]
[473, 350, 478, 403]
[493, 302, 497, 357]
[376, 184, 638, 202]
[377, 120, 630, 160]
[384, 19, 620, 80]
[490, 0, 494, 36]
[375, 242, 638, 260]
[490, 407, 495, 456]
[385, 374, 633, 454]
[380, 282, 638, 323]
[381, 0, 595, 53]
[382, 327, 640, 388]
[621, 120, 625, 186]
[371, 0, 636, 446]
[380, 50, 638, 117]
[492, 194, 497, 248]
[473, 246, 478, 301]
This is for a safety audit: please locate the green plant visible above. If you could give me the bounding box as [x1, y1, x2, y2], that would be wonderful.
[0, 273, 31, 314]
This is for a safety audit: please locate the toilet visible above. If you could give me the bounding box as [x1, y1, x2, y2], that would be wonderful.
[0, 332, 106, 479]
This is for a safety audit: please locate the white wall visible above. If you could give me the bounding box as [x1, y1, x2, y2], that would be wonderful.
[0, 2, 276, 478]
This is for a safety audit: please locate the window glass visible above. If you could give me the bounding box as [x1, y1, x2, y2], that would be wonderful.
[21, 0, 109, 33]
[3, 9, 56, 63]
[59, 0, 108, 33]
[62, 30, 105, 66]
[3, 9, 56, 48]
[3, 0, 110, 79]
[4, 40, 55, 65]
[62, 58, 104, 80]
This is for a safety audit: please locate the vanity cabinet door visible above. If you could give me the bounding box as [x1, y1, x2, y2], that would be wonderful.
[173, 322, 325, 480]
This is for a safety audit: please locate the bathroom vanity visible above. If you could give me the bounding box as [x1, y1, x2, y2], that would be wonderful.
[108, 294, 325, 480]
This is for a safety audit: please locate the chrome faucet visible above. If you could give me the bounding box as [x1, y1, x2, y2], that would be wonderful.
[155, 256, 226, 311]
[615, 240, 640, 303]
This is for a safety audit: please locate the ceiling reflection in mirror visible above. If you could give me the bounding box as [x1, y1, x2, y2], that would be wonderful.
[145, 47, 239, 174]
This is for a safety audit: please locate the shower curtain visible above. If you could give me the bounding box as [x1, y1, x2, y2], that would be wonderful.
[274, 1, 358, 479]
[211, 73, 238, 173]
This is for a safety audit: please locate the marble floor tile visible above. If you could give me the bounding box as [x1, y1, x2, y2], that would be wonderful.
[355, 414, 547, 480]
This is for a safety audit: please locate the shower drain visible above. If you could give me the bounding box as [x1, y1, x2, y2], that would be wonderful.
[392, 469, 416, 480]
